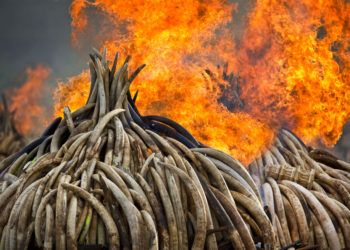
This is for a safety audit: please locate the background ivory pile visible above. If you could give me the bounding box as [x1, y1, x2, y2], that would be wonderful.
[249, 129, 350, 249]
[0, 49, 349, 250]
[0, 97, 26, 161]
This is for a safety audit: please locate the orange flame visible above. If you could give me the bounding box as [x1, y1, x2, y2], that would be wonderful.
[56, 0, 274, 164]
[53, 70, 90, 116]
[55, 0, 350, 164]
[10, 65, 51, 136]
[70, 0, 88, 45]
[238, 0, 350, 147]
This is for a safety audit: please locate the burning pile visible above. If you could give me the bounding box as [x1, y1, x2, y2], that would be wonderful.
[249, 129, 350, 249]
[0, 50, 266, 249]
[1, 49, 350, 250]
[0, 96, 27, 161]
[65, 0, 350, 165]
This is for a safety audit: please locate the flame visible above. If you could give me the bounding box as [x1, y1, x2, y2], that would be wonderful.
[54, 0, 350, 164]
[53, 70, 90, 116]
[57, 0, 274, 165]
[70, 0, 88, 45]
[238, 0, 350, 147]
[10, 65, 51, 136]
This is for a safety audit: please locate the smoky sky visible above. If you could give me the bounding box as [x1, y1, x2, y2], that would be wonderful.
[0, 0, 86, 90]
[0, 0, 253, 91]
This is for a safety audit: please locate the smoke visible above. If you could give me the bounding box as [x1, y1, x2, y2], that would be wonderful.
[0, 0, 255, 89]
[0, 0, 85, 90]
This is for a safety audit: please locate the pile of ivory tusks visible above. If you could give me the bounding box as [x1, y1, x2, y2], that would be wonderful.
[249, 129, 350, 250]
[0, 96, 26, 161]
[0, 49, 274, 250]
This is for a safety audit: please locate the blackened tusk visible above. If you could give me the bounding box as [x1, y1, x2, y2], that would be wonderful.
[198, 174, 234, 230]
[128, 103, 149, 129]
[133, 90, 139, 104]
[121, 55, 131, 70]
[89, 53, 97, 63]
[280, 240, 304, 250]
[144, 115, 199, 146]
[0, 136, 47, 177]
[129, 64, 146, 83]
[126, 91, 135, 108]
[147, 120, 197, 148]
[19, 136, 48, 155]
[110, 52, 119, 81]
[41, 117, 62, 137]
[127, 91, 142, 117]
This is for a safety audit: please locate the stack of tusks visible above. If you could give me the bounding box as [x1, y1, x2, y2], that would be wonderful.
[0, 49, 266, 250]
[0, 48, 349, 250]
[0, 96, 26, 161]
[249, 129, 350, 250]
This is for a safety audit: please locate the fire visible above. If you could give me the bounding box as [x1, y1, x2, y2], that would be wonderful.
[61, 0, 274, 164]
[54, 0, 350, 164]
[53, 70, 90, 116]
[10, 65, 51, 136]
[238, 0, 350, 147]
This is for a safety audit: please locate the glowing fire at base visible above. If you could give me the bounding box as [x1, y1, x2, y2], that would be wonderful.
[54, 0, 350, 164]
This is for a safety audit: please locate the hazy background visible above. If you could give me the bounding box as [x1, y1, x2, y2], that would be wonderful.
[0, 0, 85, 88]
[0, 0, 253, 89]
